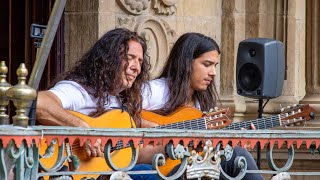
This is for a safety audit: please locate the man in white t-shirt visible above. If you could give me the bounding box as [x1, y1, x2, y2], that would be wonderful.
[36, 28, 151, 158]
[140, 32, 264, 180]
[37, 28, 165, 180]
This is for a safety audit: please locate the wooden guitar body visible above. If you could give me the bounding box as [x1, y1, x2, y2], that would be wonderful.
[142, 106, 203, 125]
[40, 109, 136, 180]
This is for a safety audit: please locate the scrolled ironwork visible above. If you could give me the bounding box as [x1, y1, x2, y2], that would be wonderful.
[39, 139, 69, 172]
[266, 142, 295, 172]
[151, 141, 189, 180]
[165, 140, 177, 160]
[219, 155, 247, 180]
[223, 144, 234, 161]
[1, 140, 38, 180]
[104, 139, 139, 171]
[0, 140, 8, 179]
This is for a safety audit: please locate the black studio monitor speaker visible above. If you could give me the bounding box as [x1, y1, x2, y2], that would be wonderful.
[236, 38, 285, 99]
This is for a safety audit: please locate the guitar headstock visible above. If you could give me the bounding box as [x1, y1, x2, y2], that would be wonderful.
[280, 104, 316, 126]
[203, 107, 232, 130]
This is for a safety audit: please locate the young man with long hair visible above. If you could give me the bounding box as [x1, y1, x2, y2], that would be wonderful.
[142, 32, 264, 180]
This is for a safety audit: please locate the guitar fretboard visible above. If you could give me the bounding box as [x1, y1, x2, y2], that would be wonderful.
[113, 113, 289, 149]
[155, 117, 207, 130]
[223, 114, 282, 130]
[112, 117, 209, 150]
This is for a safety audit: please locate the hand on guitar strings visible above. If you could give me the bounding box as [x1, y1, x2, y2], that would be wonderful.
[84, 139, 104, 157]
[240, 123, 256, 130]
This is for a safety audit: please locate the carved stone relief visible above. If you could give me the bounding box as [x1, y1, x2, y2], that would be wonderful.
[117, 0, 151, 15]
[116, 16, 136, 30]
[153, 0, 178, 15]
[135, 16, 171, 78]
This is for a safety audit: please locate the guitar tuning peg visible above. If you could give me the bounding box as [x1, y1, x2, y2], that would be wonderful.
[293, 104, 297, 107]
[214, 107, 219, 111]
[298, 109, 301, 113]
[287, 106, 291, 109]
[281, 107, 285, 112]
[209, 108, 214, 113]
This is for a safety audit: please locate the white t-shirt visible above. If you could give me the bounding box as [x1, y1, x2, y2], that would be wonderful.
[142, 77, 200, 110]
[49, 80, 122, 115]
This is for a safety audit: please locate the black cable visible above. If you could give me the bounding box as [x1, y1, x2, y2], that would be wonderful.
[262, 99, 270, 109]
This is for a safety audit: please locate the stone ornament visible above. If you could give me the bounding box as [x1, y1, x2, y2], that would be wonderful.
[118, 0, 151, 15]
[153, 0, 178, 15]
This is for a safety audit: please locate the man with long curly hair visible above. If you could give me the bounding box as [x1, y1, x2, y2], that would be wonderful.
[36, 28, 150, 158]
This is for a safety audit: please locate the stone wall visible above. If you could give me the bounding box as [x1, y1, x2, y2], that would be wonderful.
[64, 0, 319, 118]
[64, 0, 99, 70]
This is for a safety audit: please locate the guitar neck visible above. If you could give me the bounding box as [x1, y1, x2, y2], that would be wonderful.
[113, 114, 284, 149]
[155, 117, 207, 130]
[223, 114, 282, 130]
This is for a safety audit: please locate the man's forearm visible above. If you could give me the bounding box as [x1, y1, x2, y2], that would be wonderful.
[137, 144, 165, 164]
[36, 91, 90, 127]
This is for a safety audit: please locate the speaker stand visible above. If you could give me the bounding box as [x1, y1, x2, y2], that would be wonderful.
[256, 98, 263, 169]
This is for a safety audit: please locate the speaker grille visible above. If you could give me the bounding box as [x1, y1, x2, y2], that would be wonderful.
[238, 63, 262, 91]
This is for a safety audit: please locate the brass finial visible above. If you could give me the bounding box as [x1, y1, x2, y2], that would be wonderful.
[6, 63, 36, 127]
[0, 61, 12, 125]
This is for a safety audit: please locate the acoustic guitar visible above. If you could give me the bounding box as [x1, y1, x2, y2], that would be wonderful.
[142, 104, 315, 175]
[39, 107, 230, 179]
[40, 104, 315, 179]
[39, 109, 135, 180]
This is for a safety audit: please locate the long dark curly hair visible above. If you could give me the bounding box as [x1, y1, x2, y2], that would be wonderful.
[157, 32, 220, 115]
[56, 28, 150, 126]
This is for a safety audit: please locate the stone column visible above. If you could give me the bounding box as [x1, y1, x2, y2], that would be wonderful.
[300, 0, 320, 118]
[220, 0, 247, 121]
[64, 0, 99, 70]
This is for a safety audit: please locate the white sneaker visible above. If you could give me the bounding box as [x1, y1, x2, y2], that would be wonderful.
[270, 172, 290, 180]
[110, 171, 132, 180]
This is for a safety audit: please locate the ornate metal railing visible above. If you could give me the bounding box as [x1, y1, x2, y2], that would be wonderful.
[1, 126, 320, 180]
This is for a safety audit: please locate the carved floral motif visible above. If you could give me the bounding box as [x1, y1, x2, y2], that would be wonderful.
[118, 0, 151, 15]
[153, 0, 178, 15]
